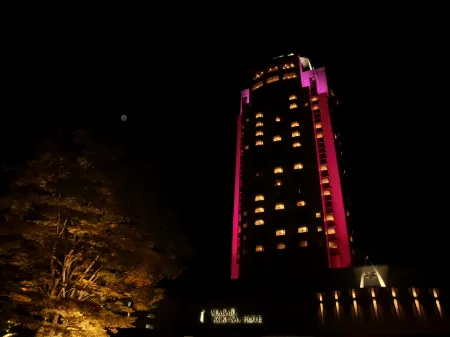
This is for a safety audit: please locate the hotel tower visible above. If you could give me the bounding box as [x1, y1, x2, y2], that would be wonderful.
[231, 54, 353, 280]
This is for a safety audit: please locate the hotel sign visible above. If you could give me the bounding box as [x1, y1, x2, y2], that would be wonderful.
[207, 308, 263, 324]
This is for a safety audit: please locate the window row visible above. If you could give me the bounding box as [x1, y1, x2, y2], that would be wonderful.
[255, 120, 300, 128]
[245, 221, 325, 232]
[254, 239, 338, 252]
[254, 131, 301, 138]
[252, 64, 296, 80]
[254, 200, 306, 213]
[255, 241, 308, 251]
[251, 73, 299, 90]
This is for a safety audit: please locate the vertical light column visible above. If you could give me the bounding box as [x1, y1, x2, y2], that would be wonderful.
[231, 89, 249, 279]
[299, 57, 351, 268]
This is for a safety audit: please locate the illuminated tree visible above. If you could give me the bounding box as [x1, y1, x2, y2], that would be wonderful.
[0, 130, 189, 337]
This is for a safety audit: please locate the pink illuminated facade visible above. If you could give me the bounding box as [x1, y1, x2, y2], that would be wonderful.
[231, 55, 352, 280]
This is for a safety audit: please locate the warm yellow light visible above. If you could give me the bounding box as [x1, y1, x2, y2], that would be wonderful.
[312, 105, 319, 110]
[255, 219, 264, 226]
[316, 132, 323, 139]
[352, 289, 356, 299]
[289, 103, 298, 109]
[298, 226, 308, 233]
[316, 212, 321, 218]
[256, 140, 263, 146]
[273, 135, 282, 142]
[289, 95, 297, 100]
[322, 177, 329, 183]
[256, 112, 263, 118]
[256, 121, 263, 127]
[274, 179, 282, 186]
[320, 165, 327, 171]
[323, 189, 331, 195]
[299, 240, 308, 247]
[275, 229, 286, 236]
[256, 130, 263, 136]
[296, 200, 306, 207]
[315, 122, 322, 128]
[275, 203, 285, 210]
[255, 207, 264, 213]
[292, 131, 300, 137]
[293, 142, 301, 148]
[317, 226, 323, 232]
[312, 96, 318, 101]
[275, 117, 281, 122]
[327, 227, 336, 235]
[276, 243, 286, 250]
[326, 214, 334, 221]
[294, 163, 303, 170]
[291, 121, 299, 127]
[255, 194, 264, 201]
[274, 167, 283, 174]
[255, 245, 264, 252]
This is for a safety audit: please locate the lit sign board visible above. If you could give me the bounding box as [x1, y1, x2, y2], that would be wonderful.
[204, 308, 263, 324]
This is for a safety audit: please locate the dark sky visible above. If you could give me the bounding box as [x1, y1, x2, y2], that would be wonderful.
[2, 22, 447, 283]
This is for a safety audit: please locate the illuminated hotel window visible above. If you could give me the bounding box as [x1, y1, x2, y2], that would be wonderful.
[292, 131, 300, 137]
[266, 75, 280, 84]
[294, 163, 303, 170]
[291, 121, 299, 127]
[256, 140, 264, 146]
[304, 102, 309, 107]
[252, 81, 263, 90]
[255, 219, 264, 226]
[274, 167, 283, 174]
[299, 240, 308, 247]
[312, 105, 319, 111]
[298, 226, 308, 233]
[255, 194, 264, 201]
[256, 130, 263, 136]
[255, 245, 264, 252]
[350, 235, 353, 242]
[326, 214, 334, 221]
[255, 207, 264, 214]
[316, 132, 323, 139]
[256, 112, 263, 118]
[328, 241, 337, 248]
[315, 122, 322, 129]
[296, 200, 306, 207]
[312, 96, 318, 102]
[274, 179, 282, 186]
[273, 135, 282, 142]
[323, 189, 331, 196]
[282, 63, 295, 69]
[256, 121, 263, 127]
[347, 211, 350, 216]
[317, 226, 323, 232]
[275, 117, 281, 122]
[289, 95, 297, 100]
[327, 227, 336, 235]
[293, 142, 301, 148]
[243, 223, 248, 228]
[275, 203, 285, 210]
[245, 145, 249, 150]
[320, 164, 328, 171]
[277, 243, 286, 250]
[316, 212, 321, 218]
[276, 229, 286, 236]
[321, 177, 329, 183]
[289, 103, 298, 109]
[283, 73, 297, 80]
[267, 66, 278, 73]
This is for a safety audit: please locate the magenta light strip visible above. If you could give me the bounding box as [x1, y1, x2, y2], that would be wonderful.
[231, 89, 249, 279]
[299, 57, 351, 268]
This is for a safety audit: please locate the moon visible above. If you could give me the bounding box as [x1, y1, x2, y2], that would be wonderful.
[121, 115, 127, 122]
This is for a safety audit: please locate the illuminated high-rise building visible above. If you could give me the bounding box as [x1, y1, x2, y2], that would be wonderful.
[231, 54, 353, 280]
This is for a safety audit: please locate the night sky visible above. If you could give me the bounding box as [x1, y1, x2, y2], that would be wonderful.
[2, 25, 447, 284]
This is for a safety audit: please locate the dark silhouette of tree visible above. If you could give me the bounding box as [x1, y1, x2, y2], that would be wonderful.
[0, 130, 190, 336]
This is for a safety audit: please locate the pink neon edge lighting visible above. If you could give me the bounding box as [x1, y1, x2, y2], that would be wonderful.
[231, 89, 249, 279]
[299, 57, 351, 268]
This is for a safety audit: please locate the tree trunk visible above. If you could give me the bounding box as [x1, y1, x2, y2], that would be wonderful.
[47, 314, 60, 337]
